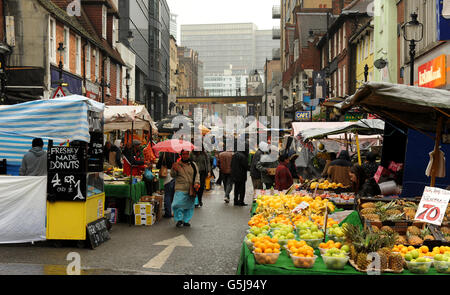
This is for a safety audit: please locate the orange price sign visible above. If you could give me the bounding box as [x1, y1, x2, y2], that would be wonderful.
[414, 186, 450, 226]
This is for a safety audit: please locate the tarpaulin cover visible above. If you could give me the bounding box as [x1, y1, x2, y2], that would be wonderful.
[299, 119, 385, 140]
[0, 97, 103, 175]
[104, 105, 158, 134]
[0, 176, 47, 244]
[336, 82, 450, 133]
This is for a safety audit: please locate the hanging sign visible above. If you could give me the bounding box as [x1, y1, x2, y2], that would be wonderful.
[414, 186, 450, 226]
[52, 86, 66, 98]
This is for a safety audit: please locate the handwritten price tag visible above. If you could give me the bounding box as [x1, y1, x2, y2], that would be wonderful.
[414, 186, 450, 226]
[292, 202, 310, 214]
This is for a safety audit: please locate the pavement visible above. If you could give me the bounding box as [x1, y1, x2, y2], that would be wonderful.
[0, 174, 254, 275]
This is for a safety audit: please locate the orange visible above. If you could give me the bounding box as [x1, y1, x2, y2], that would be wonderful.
[401, 248, 408, 254]
[265, 248, 273, 254]
[254, 248, 262, 253]
[307, 249, 314, 256]
[274, 243, 281, 249]
[420, 246, 429, 253]
[408, 246, 415, 251]
[273, 248, 280, 254]
[335, 242, 342, 248]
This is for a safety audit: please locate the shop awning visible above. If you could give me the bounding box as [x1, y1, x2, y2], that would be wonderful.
[336, 82, 450, 133]
[0, 96, 103, 174]
[104, 105, 158, 134]
[299, 119, 385, 141]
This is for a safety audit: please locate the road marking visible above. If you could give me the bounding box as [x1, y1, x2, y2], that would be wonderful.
[143, 235, 193, 269]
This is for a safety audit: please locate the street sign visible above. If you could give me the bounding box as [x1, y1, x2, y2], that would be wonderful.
[295, 111, 310, 121]
[52, 86, 66, 99]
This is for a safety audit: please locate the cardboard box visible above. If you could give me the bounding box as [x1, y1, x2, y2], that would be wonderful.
[139, 195, 163, 222]
[135, 214, 155, 226]
[133, 203, 154, 215]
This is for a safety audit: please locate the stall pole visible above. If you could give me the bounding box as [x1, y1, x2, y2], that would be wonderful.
[345, 132, 349, 152]
[430, 116, 443, 187]
[129, 120, 135, 226]
[355, 131, 362, 166]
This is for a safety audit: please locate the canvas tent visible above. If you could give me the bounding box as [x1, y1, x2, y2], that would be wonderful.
[104, 105, 158, 134]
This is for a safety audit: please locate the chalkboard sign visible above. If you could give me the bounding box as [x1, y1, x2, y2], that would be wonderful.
[87, 132, 103, 172]
[47, 172, 87, 202]
[48, 145, 87, 173]
[86, 218, 110, 249]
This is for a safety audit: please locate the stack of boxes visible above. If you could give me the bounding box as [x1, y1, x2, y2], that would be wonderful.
[134, 202, 156, 226]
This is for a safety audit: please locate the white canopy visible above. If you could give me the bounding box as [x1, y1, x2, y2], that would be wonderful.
[299, 119, 385, 140]
[104, 105, 158, 134]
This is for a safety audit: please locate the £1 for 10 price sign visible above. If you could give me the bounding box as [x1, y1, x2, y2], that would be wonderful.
[414, 186, 450, 226]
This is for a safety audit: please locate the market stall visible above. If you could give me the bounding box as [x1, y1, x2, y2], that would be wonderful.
[0, 96, 108, 248]
[337, 82, 450, 193]
[103, 105, 160, 225]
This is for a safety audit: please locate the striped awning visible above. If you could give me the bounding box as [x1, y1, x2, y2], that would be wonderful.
[0, 97, 103, 173]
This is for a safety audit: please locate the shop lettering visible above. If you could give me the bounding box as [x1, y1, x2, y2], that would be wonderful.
[419, 66, 442, 86]
[50, 160, 80, 170]
[50, 147, 79, 155]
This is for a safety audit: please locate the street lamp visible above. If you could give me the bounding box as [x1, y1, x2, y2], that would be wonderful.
[403, 12, 423, 86]
[57, 42, 65, 86]
[125, 70, 131, 105]
[127, 30, 134, 45]
[292, 86, 298, 122]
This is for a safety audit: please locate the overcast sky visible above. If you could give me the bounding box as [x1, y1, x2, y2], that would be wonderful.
[166, 0, 279, 41]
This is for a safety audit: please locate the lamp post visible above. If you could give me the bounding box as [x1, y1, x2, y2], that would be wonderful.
[125, 70, 131, 105]
[403, 12, 423, 86]
[292, 86, 297, 122]
[57, 42, 65, 86]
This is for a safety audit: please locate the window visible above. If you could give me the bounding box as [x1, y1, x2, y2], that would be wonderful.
[370, 31, 374, 54]
[94, 49, 99, 81]
[333, 35, 336, 58]
[333, 71, 337, 97]
[49, 18, 56, 64]
[64, 26, 70, 70]
[106, 57, 111, 85]
[338, 68, 341, 97]
[76, 36, 81, 75]
[343, 65, 346, 96]
[343, 23, 346, 50]
[338, 28, 341, 54]
[116, 65, 121, 100]
[86, 43, 91, 79]
[112, 17, 118, 49]
[102, 5, 107, 39]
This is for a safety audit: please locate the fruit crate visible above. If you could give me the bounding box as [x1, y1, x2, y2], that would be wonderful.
[363, 218, 425, 235]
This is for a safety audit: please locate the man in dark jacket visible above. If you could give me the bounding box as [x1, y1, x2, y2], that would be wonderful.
[231, 150, 249, 206]
[327, 150, 353, 187]
[190, 150, 211, 207]
[250, 142, 267, 190]
[157, 152, 178, 218]
[275, 153, 294, 191]
[19, 138, 47, 176]
[104, 141, 122, 168]
[218, 148, 233, 203]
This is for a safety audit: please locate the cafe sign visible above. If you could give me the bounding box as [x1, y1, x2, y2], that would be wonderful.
[418, 55, 446, 88]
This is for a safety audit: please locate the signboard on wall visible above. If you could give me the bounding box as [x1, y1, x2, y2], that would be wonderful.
[418, 55, 447, 88]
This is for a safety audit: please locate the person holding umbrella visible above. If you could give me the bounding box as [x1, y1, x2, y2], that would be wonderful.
[170, 150, 200, 227]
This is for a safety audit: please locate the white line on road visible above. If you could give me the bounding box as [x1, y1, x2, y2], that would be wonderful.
[143, 235, 193, 269]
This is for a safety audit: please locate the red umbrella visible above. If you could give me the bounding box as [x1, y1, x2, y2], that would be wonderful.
[152, 139, 195, 154]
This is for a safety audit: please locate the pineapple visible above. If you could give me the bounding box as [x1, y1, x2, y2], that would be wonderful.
[407, 235, 423, 246]
[371, 225, 380, 232]
[377, 249, 389, 270]
[356, 252, 371, 270]
[396, 235, 407, 245]
[380, 226, 394, 233]
[349, 244, 357, 260]
[361, 202, 376, 209]
[423, 235, 434, 241]
[389, 253, 404, 271]
[363, 214, 381, 222]
[407, 226, 421, 236]
[361, 208, 377, 215]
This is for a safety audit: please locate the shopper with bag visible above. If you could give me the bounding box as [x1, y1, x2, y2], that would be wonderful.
[190, 148, 212, 208]
[157, 152, 178, 218]
[171, 150, 200, 228]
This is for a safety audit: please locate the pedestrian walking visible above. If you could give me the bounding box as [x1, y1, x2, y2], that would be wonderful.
[190, 148, 212, 207]
[250, 142, 267, 190]
[274, 153, 294, 191]
[171, 150, 200, 227]
[157, 151, 178, 218]
[256, 146, 278, 190]
[231, 149, 249, 206]
[218, 147, 233, 203]
[19, 138, 47, 176]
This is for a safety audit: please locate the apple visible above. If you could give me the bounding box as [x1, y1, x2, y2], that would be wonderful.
[404, 253, 413, 261]
[341, 245, 350, 253]
[410, 250, 420, 259]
